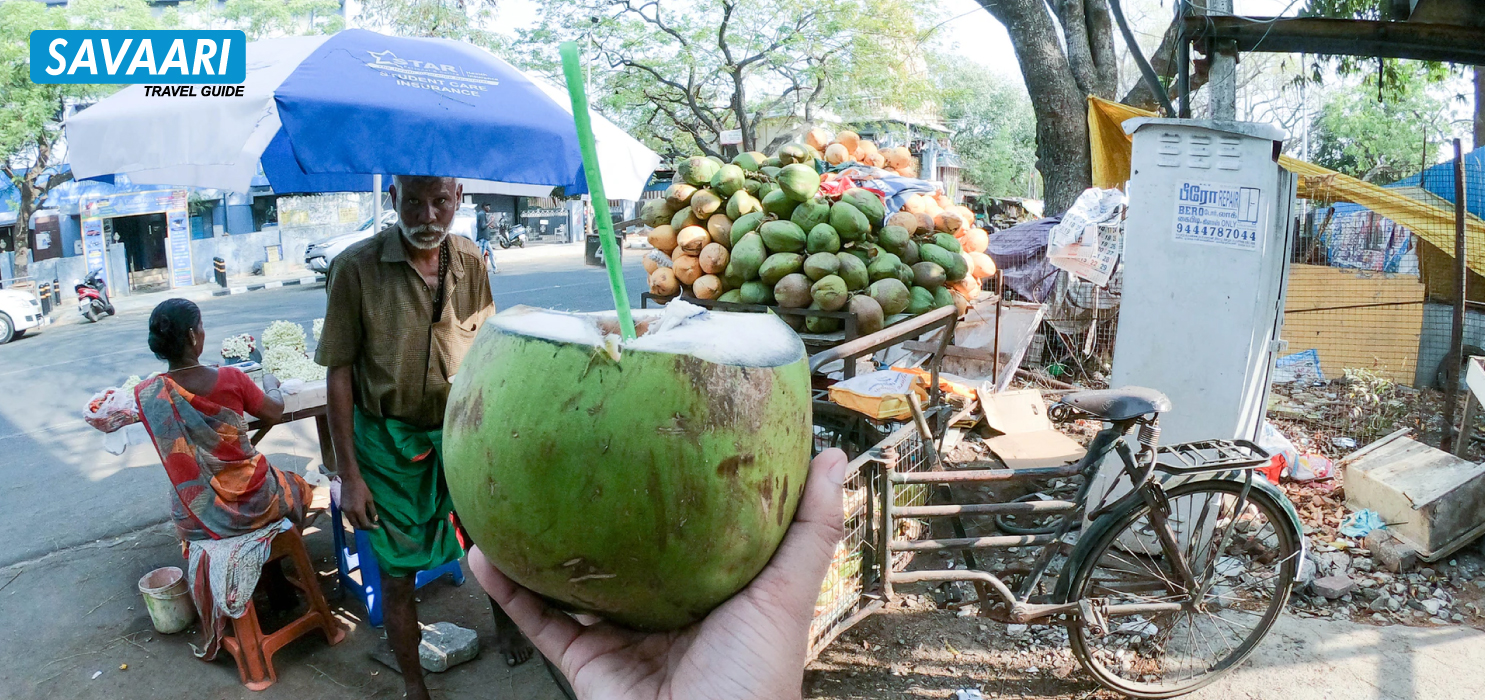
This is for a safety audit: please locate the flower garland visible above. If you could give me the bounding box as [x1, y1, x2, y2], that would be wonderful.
[263, 346, 327, 382]
[263, 320, 307, 353]
[221, 333, 256, 361]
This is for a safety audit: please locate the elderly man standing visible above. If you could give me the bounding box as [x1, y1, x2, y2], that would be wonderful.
[316, 175, 532, 700]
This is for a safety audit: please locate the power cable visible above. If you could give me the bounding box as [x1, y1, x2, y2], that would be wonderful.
[1111, 0, 1176, 116]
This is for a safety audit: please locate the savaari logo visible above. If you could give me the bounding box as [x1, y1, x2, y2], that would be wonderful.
[363, 49, 499, 97]
[29, 30, 246, 85]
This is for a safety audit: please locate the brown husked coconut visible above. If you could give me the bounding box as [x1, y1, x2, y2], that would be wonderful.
[649, 267, 679, 296]
[699, 242, 730, 274]
[692, 274, 724, 300]
[805, 128, 833, 151]
[673, 254, 703, 285]
[707, 214, 733, 247]
[934, 211, 964, 234]
[953, 206, 976, 230]
[886, 211, 920, 235]
[834, 131, 860, 154]
[677, 226, 710, 256]
[970, 251, 996, 278]
[647, 224, 678, 253]
[824, 143, 850, 165]
[962, 228, 989, 254]
[884, 146, 913, 170]
[915, 213, 936, 235]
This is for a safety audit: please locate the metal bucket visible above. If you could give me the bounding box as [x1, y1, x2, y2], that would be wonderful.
[138, 567, 195, 634]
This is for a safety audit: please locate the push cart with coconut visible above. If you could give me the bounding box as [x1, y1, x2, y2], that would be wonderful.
[800, 326, 1305, 698]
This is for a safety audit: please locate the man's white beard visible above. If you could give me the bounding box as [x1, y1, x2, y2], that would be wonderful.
[401, 222, 449, 250]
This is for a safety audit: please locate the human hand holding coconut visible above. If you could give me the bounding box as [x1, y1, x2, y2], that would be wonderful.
[470, 448, 847, 700]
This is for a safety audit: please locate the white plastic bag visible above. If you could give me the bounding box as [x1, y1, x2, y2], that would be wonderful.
[1257, 421, 1299, 480]
[83, 387, 140, 433]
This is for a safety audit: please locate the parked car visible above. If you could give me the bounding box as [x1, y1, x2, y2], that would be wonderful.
[0, 288, 45, 344]
[304, 210, 477, 274]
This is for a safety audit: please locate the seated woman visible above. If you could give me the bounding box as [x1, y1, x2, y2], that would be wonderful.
[134, 298, 312, 658]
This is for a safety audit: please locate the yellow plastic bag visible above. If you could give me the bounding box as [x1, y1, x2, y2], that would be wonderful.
[827, 370, 928, 420]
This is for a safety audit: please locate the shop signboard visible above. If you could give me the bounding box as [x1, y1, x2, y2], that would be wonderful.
[84, 188, 188, 219]
[166, 209, 193, 288]
[81, 216, 106, 283]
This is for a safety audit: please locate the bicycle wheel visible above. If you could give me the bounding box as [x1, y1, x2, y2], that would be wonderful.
[1063, 478, 1300, 698]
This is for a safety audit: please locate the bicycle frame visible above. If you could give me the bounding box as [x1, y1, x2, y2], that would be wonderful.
[881, 413, 1272, 626]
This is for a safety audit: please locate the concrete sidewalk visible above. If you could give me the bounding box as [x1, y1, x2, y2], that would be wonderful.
[485, 240, 584, 267]
[0, 520, 567, 700]
[1187, 615, 1485, 700]
[45, 269, 324, 328]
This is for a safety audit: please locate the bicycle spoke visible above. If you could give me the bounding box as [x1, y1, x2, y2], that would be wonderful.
[1069, 480, 1299, 696]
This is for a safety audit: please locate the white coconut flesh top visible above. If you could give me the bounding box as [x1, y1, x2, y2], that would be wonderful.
[491, 301, 805, 368]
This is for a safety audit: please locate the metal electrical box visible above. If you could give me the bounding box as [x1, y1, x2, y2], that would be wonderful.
[1111, 119, 1295, 444]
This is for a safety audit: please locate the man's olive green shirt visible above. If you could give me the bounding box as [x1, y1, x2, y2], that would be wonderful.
[315, 226, 494, 429]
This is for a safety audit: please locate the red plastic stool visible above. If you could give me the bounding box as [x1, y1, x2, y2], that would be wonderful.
[219, 527, 345, 691]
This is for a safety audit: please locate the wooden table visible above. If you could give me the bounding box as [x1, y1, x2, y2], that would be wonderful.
[247, 401, 336, 474]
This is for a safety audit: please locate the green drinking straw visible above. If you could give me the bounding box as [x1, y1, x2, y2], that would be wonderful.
[559, 41, 636, 341]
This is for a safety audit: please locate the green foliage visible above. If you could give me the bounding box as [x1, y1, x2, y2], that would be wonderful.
[1, 0, 167, 269]
[1302, 0, 1459, 94]
[1, 0, 160, 155]
[357, 0, 502, 51]
[1311, 77, 1447, 184]
[512, 0, 937, 159]
[211, 0, 343, 39]
[933, 59, 1037, 197]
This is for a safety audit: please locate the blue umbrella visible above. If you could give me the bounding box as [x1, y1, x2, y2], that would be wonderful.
[66, 30, 660, 198]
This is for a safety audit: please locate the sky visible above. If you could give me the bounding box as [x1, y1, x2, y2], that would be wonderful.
[481, 0, 1476, 152]
[491, 0, 1304, 86]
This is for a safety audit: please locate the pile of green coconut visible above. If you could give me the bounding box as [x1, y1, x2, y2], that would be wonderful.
[641, 148, 987, 337]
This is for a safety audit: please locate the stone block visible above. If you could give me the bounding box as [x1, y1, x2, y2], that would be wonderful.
[1313, 574, 1356, 600]
[420, 622, 479, 673]
[1366, 529, 1418, 573]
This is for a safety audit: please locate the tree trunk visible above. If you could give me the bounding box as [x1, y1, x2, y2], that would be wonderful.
[977, 0, 1093, 215]
[5, 134, 70, 281]
[733, 69, 753, 153]
[13, 184, 32, 280]
[1476, 66, 1485, 150]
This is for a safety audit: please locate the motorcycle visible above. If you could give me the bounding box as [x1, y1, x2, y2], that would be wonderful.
[74, 269, 115, 323]
[495, 223, 528, 249]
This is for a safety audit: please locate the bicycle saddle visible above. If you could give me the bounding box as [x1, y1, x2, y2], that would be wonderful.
[1058, 387, 1172, 421]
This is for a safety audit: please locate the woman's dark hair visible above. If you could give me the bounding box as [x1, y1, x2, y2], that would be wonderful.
[148, 298, 202, 362]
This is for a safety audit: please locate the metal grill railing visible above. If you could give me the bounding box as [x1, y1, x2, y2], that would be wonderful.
[807, 421, 933, 660]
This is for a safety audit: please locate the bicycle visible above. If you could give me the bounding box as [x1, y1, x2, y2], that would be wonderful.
[884, 387, 1304, 698]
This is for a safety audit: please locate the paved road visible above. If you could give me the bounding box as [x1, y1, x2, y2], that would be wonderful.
[0, 254, 649, 567]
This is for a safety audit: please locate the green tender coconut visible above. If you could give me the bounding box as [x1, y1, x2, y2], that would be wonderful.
[444, 303, 811, 632]
[806, 224, 841, 254]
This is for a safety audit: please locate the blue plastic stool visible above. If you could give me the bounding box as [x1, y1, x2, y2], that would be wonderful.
[330, 499, 465, 627]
